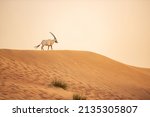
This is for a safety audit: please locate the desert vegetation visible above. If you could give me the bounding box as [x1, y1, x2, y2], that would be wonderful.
[50, 79, 67, 90]
[73, 94, 87, 100]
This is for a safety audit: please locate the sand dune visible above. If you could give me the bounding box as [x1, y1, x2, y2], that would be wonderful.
[0, 49, 150, 100]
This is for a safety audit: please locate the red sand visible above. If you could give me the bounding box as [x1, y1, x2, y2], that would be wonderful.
[0, 49, 150, 99]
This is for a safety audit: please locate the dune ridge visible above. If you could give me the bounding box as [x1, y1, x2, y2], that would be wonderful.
[0, 49, 150, 100]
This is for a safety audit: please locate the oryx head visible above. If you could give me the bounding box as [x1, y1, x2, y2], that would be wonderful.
[49, 32, 58, 43]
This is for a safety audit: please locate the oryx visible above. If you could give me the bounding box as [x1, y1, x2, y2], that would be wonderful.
[35, 32, 58, 50]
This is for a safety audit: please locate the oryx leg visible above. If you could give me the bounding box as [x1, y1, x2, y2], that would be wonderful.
[41, 45, 44, 50]
[50, 45, 53, 50]
[48, 46, 50, 50]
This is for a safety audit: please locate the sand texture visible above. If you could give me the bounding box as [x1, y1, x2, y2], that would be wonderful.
[0, 49, 150, 100]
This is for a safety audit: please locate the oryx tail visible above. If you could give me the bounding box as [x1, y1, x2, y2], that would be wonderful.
[34, 43, 41, 48]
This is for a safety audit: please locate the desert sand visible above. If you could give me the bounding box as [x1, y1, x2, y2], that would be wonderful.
[0, 49, 150, 100]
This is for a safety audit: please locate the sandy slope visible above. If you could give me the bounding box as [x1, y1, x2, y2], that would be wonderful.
[0, 49, 150, 100]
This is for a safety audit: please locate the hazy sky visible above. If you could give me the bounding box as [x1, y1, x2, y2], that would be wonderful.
[0, 0, 150, 68]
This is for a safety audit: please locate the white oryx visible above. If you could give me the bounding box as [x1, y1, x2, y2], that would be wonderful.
[35, 32, 58, 50]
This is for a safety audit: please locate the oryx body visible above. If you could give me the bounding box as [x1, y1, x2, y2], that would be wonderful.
[35, 32, 58, 50]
